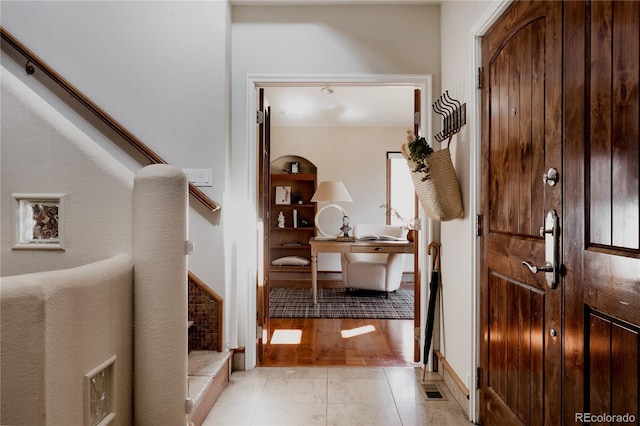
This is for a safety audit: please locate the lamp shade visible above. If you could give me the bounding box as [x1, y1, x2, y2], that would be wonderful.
[311, 181, 353, 203]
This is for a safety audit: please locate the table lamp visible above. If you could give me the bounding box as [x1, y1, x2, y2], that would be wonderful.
[311, 181, 353, 238]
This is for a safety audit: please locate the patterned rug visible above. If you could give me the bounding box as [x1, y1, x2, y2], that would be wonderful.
[269, 287, 414, 319]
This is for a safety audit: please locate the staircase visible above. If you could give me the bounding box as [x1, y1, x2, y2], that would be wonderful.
[188, 349, 232, 426]
[188, 273, 229, 426]
[2, 29, 231, 425]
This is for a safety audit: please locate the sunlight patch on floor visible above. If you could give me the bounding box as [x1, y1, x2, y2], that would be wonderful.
[271, 329, 302, 344]
[341, 324, 376, 338]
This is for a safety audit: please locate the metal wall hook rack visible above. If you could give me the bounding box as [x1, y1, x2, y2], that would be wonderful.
[432, 91, 466, 144]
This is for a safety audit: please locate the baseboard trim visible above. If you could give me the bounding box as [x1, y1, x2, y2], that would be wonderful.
[434, 350, 469, 399]
[434, 350, 471, 419]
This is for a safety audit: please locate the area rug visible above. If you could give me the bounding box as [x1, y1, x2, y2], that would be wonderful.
[269, 287, 414, 320]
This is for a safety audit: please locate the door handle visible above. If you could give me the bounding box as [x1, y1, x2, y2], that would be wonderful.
[522, 209, 559, 288]
[522, 261, 553, 274]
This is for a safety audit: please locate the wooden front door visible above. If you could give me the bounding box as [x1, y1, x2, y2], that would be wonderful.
[480, 1, 563, 424]
[563, 1, 639, 424]
[481, 1, 640, 424]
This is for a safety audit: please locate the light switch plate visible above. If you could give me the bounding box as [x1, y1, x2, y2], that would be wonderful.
[183, 169, 212, 187]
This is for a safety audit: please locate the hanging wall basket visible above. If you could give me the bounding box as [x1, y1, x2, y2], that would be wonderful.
[402, 141, 464, 222]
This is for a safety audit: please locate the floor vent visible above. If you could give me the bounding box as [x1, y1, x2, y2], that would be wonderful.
[420, 383, 447, 401]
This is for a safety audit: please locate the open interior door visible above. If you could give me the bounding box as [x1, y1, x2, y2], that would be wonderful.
[257, 88, 271, 364]
[413, 88, 422, 363]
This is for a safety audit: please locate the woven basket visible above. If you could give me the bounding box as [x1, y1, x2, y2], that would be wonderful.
[402, 143, 464, 221]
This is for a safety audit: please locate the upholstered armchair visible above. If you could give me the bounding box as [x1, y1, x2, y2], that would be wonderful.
[340, 224, 406, 298]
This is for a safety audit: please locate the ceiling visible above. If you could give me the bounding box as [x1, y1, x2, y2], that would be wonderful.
[264, 85, 416, 128]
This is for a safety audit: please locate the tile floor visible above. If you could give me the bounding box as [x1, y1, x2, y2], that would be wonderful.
[202, 366, 471, 425]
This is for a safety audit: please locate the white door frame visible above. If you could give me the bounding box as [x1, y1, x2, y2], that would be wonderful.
[245, 73, 433, 369]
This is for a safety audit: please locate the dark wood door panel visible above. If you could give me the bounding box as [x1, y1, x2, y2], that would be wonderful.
[487, 233, 546, 291]
[488, 17, 546, 237]
[586, 310, 639, 424]
[584, 250, 640, 326]
[487, 273, 544, 425]
[589, 0, 640, 250]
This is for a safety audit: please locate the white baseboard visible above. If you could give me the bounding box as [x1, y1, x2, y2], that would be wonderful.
[434, 350, 470, 419]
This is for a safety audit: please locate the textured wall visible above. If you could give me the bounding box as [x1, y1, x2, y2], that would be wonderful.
[0, 254, 133, 425]
[0, 68, 134, 276]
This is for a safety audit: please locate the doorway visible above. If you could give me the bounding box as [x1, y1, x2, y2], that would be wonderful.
[251, 75, 433, 368]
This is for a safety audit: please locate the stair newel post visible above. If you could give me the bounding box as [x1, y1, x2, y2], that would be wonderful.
[133, 165, 189, 425]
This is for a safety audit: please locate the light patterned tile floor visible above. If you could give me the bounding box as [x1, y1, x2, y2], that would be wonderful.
[202, 367, 470, 426]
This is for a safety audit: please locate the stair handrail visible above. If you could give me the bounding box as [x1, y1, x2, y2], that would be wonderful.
[1, 27, 220, 212]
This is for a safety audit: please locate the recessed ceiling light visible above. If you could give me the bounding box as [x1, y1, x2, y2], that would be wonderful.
[321, 87, 334, 95]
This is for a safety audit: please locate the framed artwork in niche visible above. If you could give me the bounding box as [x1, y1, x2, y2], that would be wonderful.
[12, 194, 65, 250]
[274, 186, 291, 205]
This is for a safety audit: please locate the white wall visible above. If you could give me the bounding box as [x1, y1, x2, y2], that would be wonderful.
[231, 3, 441, 367]
[1, 69, 134, 276]
[272, 126, 409, 270]
[0, 1, 229, 298]
[438, 0, 497, 414]
[0, 1, 496, 384]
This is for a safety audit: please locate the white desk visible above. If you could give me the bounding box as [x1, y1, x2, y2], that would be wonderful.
[309, 237, 415, 304]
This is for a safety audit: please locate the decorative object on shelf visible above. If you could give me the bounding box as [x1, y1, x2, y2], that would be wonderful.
[271, 256, 311, 266]
[277, 211, 285, 228]
[310, 181, 353, 238]
[289, 161, 301, 174]
[282, 241, 302, 246]
[299, 217, 311, 227]
[292, 192, 302, 204]
[275, 186, 291, 204]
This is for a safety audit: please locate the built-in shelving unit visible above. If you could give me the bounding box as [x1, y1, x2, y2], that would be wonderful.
[269, 156, 317, 286]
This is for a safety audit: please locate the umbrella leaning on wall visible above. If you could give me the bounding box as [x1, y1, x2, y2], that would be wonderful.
[423, 241, 441, 382]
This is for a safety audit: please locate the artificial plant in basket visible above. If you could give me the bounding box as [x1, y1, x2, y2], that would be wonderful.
[405, 130, 434, 181]
[402, 129, 464, 221]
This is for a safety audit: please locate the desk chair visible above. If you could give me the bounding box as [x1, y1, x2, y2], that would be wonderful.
[340, 224, 406, 298]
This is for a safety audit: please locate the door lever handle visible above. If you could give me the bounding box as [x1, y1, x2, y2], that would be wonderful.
[522, 260, 553, 274]
[522, 210, 560, 289]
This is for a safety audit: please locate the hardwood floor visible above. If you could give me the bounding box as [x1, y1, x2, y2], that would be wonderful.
[261, 318, 417, 367]
[261, 274, 417, 367]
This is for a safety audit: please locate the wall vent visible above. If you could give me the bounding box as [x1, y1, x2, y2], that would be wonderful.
[420, 383, 447, 401]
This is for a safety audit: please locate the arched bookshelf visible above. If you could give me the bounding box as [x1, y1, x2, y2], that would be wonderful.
[269, 156, 317, 285]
